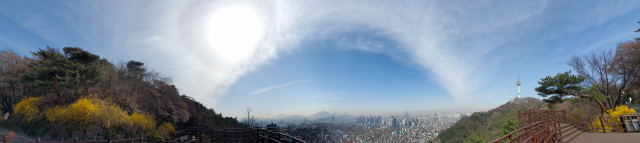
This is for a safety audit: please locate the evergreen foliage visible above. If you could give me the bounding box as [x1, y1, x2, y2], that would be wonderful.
[635, 21, 639, 41]
[535, 71, 607, 114]
[20, 46, 103, 104]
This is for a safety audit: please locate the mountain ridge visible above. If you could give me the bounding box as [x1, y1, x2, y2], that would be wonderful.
[268, 111, 352, 120]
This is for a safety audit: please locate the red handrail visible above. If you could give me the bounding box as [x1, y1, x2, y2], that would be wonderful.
[491, 110, 561, 143]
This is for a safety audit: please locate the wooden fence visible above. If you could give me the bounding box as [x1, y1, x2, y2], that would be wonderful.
[541, 110, 635, 133]
[1, 127, 305, 143]
[175, 127, 305, 143]
[491, 110, 562, 143]
[492, 110, 639, 143]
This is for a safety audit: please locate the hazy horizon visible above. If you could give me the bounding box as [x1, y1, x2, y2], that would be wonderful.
[1, 0, 639, 118]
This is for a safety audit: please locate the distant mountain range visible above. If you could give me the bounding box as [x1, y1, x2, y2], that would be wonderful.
[269, 111, 351, 120]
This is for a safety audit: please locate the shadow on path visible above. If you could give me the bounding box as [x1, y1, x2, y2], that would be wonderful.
[0, 127, 37, 142]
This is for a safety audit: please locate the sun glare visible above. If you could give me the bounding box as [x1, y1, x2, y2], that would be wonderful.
[205, 5, 264, 64]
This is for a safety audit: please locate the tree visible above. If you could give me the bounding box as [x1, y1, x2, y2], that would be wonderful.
[466, 133, 485, 143]
[498, 117, 518, 143]
[63, 47, 100, 66]
[20, 46, 103, 104]
[535, 71, 607, 115]
[147, 76, 189, 127]
[126, 60, 145, 80]
[635, 21, 639, 41]
[568, 49, 629, 111]
[615, 41, 640, 88]
[0, 49, 30, 114]
[245, 107, 257, 127]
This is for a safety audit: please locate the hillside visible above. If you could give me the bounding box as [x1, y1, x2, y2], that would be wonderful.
[0, 47, 242, 141]
[438, 97, 544, 143]
[308, 111, 331, 120]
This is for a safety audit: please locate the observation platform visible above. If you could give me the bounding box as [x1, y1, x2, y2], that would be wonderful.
[571, 132, 640, 142]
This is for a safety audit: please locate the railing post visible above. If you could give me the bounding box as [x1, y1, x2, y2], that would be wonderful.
[557, 120, 562, 141]
[37, 138, 40, 143]
[109, 137, 112, 143]
[599, 116, 606, 133]
[590, 116, 595, 132]
[563, 110, 567, 123]
[532, 128, 536, 143]
[619, 115, 627, 132]
[74, 138, 77, 143]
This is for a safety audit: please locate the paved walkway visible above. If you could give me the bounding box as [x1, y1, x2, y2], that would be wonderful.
[0, 127, 37, 142]
[571, 132, 640, 142]
[630, 103, 640, 113]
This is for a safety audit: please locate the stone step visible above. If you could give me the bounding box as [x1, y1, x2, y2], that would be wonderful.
[560, 124, 572, 131]
[561, 126, 577, 136]
[562, 129, 582, 143]
[561, 126, 582, 143]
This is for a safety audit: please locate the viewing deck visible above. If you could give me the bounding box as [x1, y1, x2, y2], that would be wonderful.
[492, 110, 640, 143]
[570, 132, 640, 142]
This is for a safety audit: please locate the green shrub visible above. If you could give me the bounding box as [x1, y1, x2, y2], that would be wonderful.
[107, 129, 117, 139]
[147, 133, 158, 140]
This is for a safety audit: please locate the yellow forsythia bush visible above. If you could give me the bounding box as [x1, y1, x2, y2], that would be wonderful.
[44, 96, 156, 132]
[94, 102, 130, 129]
[15, 97, 42, 121]
[45, 98, 98, 124]
[164, 122, 175, 132]
[131, 112, 155, 131]
[591, 105, 636, 132]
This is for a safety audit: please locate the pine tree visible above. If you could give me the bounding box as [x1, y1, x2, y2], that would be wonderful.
[20, 46, 102, 104]
[535, 71, 607, 115]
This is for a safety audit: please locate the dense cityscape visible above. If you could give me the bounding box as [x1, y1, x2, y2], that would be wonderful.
[260, 112, 468, 143]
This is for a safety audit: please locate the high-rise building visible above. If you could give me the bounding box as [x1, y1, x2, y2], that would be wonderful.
[392, 118, 397, 127]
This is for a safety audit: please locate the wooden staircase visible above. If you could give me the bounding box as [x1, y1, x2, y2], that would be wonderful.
[560, 124, 582, 142]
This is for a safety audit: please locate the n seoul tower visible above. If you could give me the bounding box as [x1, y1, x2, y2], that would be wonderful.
[517, 71, 521, 99]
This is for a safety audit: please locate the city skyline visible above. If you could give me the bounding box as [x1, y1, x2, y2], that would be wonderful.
[1, 0, 639, 118]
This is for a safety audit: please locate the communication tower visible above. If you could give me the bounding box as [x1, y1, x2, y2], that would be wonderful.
[517, 71, 521, 99]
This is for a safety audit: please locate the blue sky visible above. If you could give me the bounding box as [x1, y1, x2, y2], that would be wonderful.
[1, 0, 639, 118]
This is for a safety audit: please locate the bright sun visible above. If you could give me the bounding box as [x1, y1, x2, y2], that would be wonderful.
[205, 5, 264, 64]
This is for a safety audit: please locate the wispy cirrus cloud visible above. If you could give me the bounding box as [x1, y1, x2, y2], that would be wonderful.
[251, 80, 312, 95]
[2, 0, 638, 113]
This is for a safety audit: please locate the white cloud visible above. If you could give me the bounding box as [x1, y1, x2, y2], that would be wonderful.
[2, 0, 638, 110]
[252, 80, 311, 95]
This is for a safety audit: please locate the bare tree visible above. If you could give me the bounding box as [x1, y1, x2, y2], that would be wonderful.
[0, 49, 30, 114]
[568, 50, 620, 110]
[615, 41, 640, 89]
[245, 107, 257, 127]
[568, 42, 640, 111]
